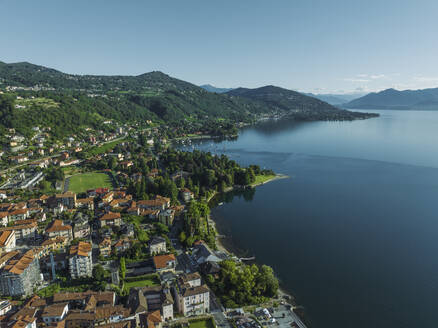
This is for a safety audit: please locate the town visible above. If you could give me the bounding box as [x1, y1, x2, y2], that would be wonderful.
[0, 118, 305, 328]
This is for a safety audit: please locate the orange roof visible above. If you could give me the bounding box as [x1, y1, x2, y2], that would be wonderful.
[100, 212, 121, 221]
[9, 209, 28, 216]
[41, 236, 67, 247]
[70, 241, 92, 257]
[76, 198, 94, 204]
[0, 230, 14, 247]
[3, 250, 34, 275]
[147, 310, 162, 328]
[0, 212, 8, 219]
[13, 218, 37, 226]
[0, 222, 37, 232]
[46, 219, 72, 233]
[153, 254, 175, 269]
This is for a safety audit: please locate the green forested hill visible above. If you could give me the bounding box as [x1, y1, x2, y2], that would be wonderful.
[227, 86, 377, 120]
[0, 61, 376, 138]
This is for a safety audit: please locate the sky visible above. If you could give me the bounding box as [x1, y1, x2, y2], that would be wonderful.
[1, 0, 438, 94]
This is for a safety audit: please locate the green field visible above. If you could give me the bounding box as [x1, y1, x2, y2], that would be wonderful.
[189, 319, 215, 328]
[124, 278, 159, 289]
[68, 172, 113, 193]
[86, 138, 126, 156]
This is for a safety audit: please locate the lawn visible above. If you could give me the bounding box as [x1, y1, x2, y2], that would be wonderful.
[124, 278, 159, 289]
[68, 172, 113, 193]
[86, 138, 126, 156]
[189, 319, 215, 328]
[251, 174, 276, 186]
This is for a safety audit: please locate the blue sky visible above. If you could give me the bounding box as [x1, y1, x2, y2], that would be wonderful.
[1, 0, 438, 93]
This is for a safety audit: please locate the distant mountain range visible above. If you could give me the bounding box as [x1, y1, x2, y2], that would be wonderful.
[344, 88, 438, 110]
[305, 93, 365, 105]
[226, 86, 377, 121]
[200, 84, 234, 93]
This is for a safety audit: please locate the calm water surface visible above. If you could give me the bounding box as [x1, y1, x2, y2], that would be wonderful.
[182, 110, 438, 328]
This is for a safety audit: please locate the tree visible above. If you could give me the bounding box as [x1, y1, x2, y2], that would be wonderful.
[93, 264, 105, 281]
[119, 257, 126, 280]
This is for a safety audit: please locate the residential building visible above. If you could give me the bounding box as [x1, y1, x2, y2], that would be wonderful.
[152, 254, 176, 273]
[0, 300, 12, 315]
[99, 212, 122, 227]
[45, 219, 73, 240]
[76, 197, 94, 211]
[73, 213, 91, 239]
[0, 212, 8, 226]
[54, 192, 77, 209]
[99, 238, 112, 258]
[173, 272, 210, 316]
[149, 237, 167, 255]
[0, 250, 41, 297]
[0, 223, 37, 241]
[180, 188, 194, 203]
[127, 286, 174, 321]
[41, 303, 69, 325]
[158, 209, 175, 227]
[0, 230, 16, 254]
[69, 242, 92, 279]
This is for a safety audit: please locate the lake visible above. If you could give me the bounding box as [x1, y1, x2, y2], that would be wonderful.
[180, 110, 438, 328]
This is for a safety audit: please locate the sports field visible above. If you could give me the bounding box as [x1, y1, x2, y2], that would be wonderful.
[68, 172, 113, 193]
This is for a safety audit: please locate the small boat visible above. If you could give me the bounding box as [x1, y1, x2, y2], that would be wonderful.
[218, 202, 224, 206]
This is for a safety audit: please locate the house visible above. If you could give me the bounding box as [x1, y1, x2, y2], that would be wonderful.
[158, 209, 175, 227]
[76, 197, 94, 211]
[149, 237, 167, 255]
[0, 300, 12, 315]
[41, 303, 69, 325]
[137, 197, 170, 211]
[54, 192, 77, 209]
[152, 254, 176, 273]
[0, 230, 16, 253]
[180, 188, 194, 203]
[127, 286, 174, 321]
[99, 212, 122, 227]
[87, 188, 109, 198]
[113, 239, 131, 253]
[69, 242, 93, 279]
[73, 214, 91, 239]
[173, 272, 210, 316]
[0, 212, 8, 226]
[53, 291, 115, 307]
[40, 236, 67, 252]
[0, 250, 42, 297]
[8, 208, 29, 222]
[0, 223, 37, 241]
[100, 238, 112, 257]
[191, 241, 221, 267]
[46, 219, 73, 240]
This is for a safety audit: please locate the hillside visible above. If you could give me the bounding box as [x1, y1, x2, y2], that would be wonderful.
[227, 86, 377, 120]
[344, 88, 438, 110]
[0, 61, 377, 137]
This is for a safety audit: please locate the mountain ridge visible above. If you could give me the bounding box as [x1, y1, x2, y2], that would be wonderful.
[344, 87, 438, 110]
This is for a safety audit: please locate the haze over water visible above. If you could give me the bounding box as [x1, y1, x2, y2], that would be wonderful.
[182, 110, 438, 328]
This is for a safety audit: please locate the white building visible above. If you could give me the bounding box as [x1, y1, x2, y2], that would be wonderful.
[69, 242, 92, 279]
[174, 272, 210, 316]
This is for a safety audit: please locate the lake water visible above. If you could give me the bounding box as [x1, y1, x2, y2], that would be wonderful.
[181, 110, 438, 328]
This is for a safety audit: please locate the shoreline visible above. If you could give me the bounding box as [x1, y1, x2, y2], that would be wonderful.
[208, 173, 299, 304]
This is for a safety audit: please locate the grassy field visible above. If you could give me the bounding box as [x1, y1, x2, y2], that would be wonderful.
[189, 319, 215, 328]
[16, 97, 59, 109]
[86, 138, 126, 156]
[68, 172, 113, 193]
[124, 278, 159, 289]
[252, 174, 276, 186]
